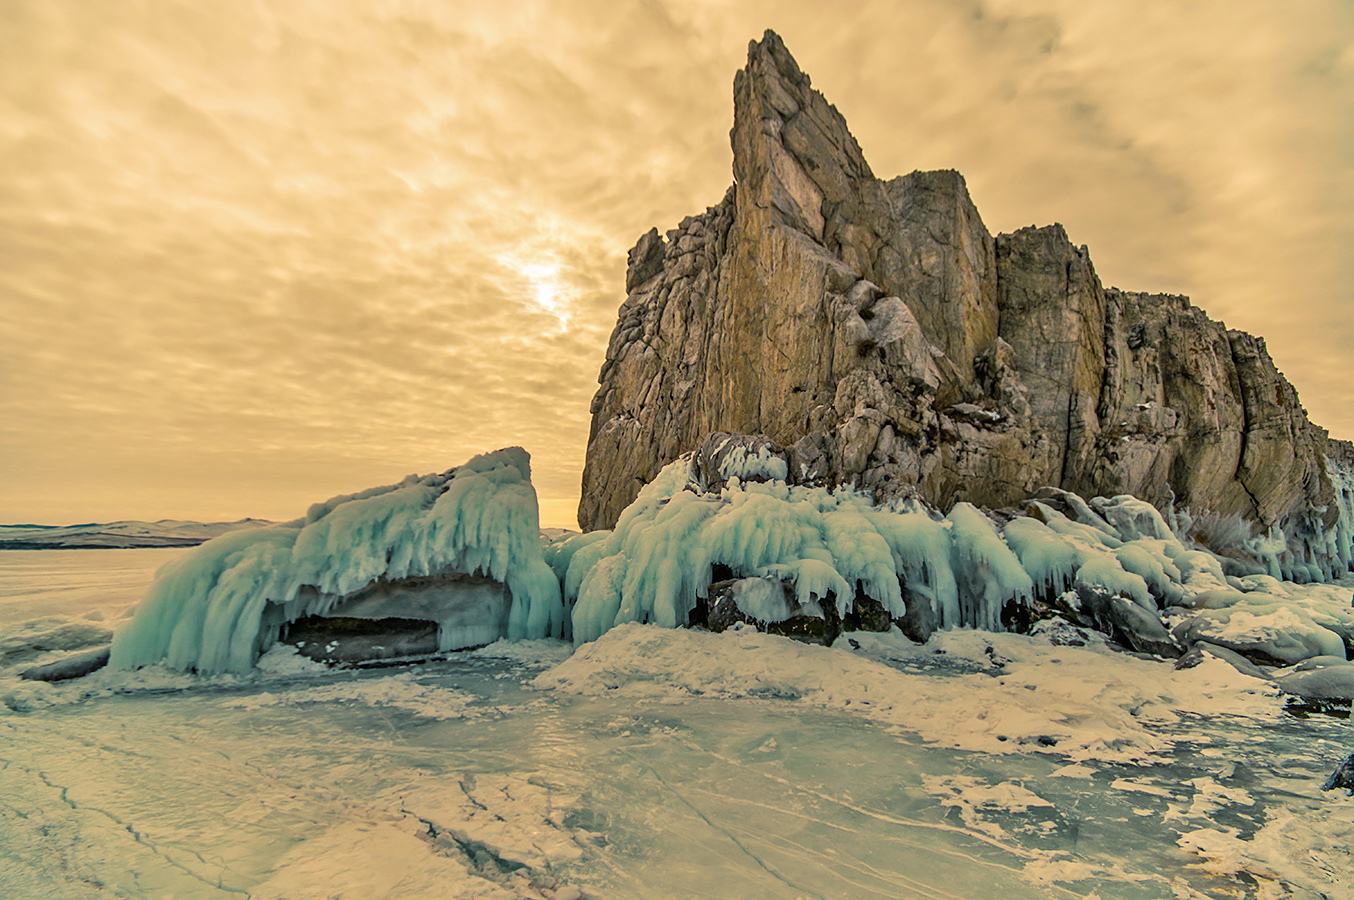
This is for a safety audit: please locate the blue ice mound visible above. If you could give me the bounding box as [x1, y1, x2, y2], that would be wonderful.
[110, 448, 563, 674]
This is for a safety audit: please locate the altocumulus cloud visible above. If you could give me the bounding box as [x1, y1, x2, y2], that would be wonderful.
[1, 0, 1351, 526]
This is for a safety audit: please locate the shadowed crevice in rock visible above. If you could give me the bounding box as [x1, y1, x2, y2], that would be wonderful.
[282, 615, 441, 664]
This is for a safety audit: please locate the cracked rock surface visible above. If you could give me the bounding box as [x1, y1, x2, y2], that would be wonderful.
[580, 29, 1344, 535]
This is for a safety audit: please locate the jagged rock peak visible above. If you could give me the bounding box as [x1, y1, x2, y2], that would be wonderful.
[732, 30, 880, 248]
[580, 31, 1338, 544]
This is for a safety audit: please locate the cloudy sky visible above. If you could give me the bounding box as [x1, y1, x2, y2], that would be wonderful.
[3, 0, 1352, 529]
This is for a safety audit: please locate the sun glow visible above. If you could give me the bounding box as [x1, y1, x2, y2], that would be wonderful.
[520, 261, 570, 329]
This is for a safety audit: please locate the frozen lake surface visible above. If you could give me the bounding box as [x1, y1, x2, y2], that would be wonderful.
[0, 548, 183, 624]
[1, 550, 1351, 899]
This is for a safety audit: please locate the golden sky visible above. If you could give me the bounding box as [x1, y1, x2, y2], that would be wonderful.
[3, 0, 1352, 529]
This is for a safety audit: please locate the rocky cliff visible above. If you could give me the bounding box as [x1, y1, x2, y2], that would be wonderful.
[580, 30, 1339, 543]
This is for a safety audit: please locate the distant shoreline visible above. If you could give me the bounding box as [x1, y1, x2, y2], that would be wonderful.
[0, 519, 274, 552]
[0, 540, 206, 551]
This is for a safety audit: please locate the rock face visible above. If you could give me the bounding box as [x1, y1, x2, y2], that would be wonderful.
[283, 616, 441, 665]
[1322, 753, 1354, 794]
[20, 646, 111, 682]
[580, 30, 1340, 539]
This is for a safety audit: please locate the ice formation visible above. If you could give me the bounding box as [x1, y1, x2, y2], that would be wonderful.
[555, 457, 1035, 642]
[560, 458, 927, 643]
[729, 575, 812, 622]
[707, 435, 789, 483]
[109, 448, 563, 675]
[545, 451, 1354, 671]
[102, 438, 1354, 678]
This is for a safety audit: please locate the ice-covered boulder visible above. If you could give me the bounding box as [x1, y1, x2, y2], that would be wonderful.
[109, 447, 564, 675]
[20, 645, 112, 682]
[1171, 605, 1345, 666]
[1, 617, 113, 664]
[1173, 642, 1272, 681]
[693, 432, 791, 492]
[1174, 589, 1250, 611]
[705, 576, 843, 645]
[1074, 584, 1180, 658]
[1274, 660, 1354, 701]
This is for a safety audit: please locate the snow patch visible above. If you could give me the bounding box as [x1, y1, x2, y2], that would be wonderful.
[221, 673, 481, 720]
[471, 638, 575, 668]
[534, 623, 1280, 762]
[252, 773, 592, 900]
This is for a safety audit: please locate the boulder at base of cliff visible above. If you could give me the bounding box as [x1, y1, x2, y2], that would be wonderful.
[1274, 660, 1354, 701]
[1171, 606, 1346, 666]
[1173, 641, 1272, 681]
[705, 577, 842, 645]
[1075, 584, 1180, 658]
[20, 645, 112, 682]
[1322, 754, 1354, 794]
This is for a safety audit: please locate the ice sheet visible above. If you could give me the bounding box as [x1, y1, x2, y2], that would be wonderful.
[6, 531, 1354, 898]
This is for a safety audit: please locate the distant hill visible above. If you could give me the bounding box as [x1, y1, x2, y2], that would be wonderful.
[0, 519, 275, 550]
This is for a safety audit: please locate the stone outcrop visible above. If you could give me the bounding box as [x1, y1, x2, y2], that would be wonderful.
[20, 646, 111, 682]
[580, 30, 1339, 541]
[1322, 754, 1354, 794]
[283, 615, 441, 665]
